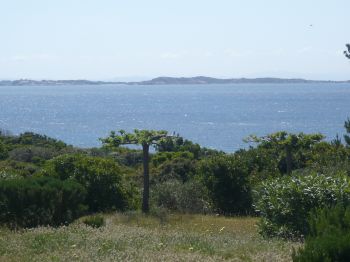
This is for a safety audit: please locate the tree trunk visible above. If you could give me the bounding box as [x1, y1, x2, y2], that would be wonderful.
[285, 145, 292, 175]
[142, 143, 150, 213]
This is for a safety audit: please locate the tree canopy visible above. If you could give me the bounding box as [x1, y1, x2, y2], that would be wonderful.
[101, 129, 168, 148]
[245, 131, 324, 174]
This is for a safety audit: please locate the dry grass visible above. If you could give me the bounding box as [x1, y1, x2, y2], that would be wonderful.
[0, 213, 300, 261]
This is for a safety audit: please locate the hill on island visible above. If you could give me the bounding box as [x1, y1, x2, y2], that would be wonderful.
[0, 77, 349, 86]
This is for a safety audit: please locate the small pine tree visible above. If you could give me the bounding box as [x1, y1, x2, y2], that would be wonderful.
[344, 118, 350, 147]
[292, 205, 350, 262]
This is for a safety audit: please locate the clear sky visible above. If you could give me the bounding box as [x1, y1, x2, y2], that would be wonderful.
[0, 0, 349, 80]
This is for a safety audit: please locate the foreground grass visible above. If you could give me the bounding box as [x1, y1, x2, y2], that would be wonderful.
[0, 213, 299, 261]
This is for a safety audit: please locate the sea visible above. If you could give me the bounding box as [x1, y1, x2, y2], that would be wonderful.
[0, 83, 350, 152]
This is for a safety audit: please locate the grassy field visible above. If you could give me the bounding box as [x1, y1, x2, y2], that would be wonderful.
[0, 213, 300, 262]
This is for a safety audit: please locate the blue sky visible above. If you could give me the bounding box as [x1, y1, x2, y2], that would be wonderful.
[0, 0, 349, 80]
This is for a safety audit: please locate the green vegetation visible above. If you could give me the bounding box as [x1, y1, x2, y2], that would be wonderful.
[151, 179, 211, 213]
[1, 121, 350, 260]
[254, 173, 350, 238]
[344, 118, 350, 147]
[100, 129, 171, 213]
[196, 155, 252, 215]
[0, 176, 86, 228]
[245, 132, 324, 175]
[40, 154, 135, 212]
[0, 213, 297, 261]
[82, 214, 105, 228]
[292, 205, 350, 261]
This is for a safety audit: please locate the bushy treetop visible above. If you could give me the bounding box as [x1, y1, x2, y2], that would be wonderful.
[100, 129, 168, 148]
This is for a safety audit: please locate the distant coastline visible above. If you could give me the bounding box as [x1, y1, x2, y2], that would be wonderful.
[1, 76, 349, 86]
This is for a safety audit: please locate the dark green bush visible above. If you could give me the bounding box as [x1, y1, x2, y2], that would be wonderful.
[245, 132, 324, 175]
[82, 214, 105, 228]
[254, 173, 350, 238]
[0, 141, 8, 160]
[0, 176, 87, 228]
[7, 132, 67, 150]
[234, 148, 280, 184]
[152, 154, 196, 183]
[151, 151, 194, 167]
[111, 148, 143, 167]
[151, 179, 211, 213]
[41, 154, 135, 212]
[304, 142, 350, 176]
[155, 136, 223, 159]
[196, 155, 252, 215]
[292, 205, 350, 261]
[8, 146, 57, 164]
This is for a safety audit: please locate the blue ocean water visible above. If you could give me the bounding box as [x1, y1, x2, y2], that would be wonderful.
[0, 83, 349, 152]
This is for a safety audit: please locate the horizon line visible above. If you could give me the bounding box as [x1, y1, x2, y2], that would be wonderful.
[1, 76, 350, 83]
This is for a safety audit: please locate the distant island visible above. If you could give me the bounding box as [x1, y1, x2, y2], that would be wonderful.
[0, 79, 122, 86]
[135, 76, 350, 85]
[1, 76, 349, 86]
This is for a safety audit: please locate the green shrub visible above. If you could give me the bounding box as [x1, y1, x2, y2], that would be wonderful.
[292, 205, 350, 261]
[7, 132, 67, 150]
[0, 171, 21, 180]
[254, 173, 350, 238]
[152, 151, 194, 167]
[234, 148, 280, 184]
[0, 160, 39, 177]
[245, 132, 324, 175]
[151, 179, 211, 213]
[0, 176, 87, 228]
[8, 146, 58, 164]
[155, 136, 223, 159]
[109, 147, 143, 167]
[153, 156, 196, 183]
[196, 155, 252, 215]
[0, 141, 8, 160]
[82, 215, 105, 228]
[41, 154, 135, 212]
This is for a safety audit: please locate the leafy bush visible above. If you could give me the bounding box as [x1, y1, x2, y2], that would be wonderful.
[152, 155, 196, 183]
[292, 205, 350, 261]
[6, 132, 67, 150]
[0, 171, 21, 180]
[0, 176, 87, 228]
[111, 148, 143, 167]
[254, 173, 350, 238]
[8, 146, 57, 164]
[305, 142, 350, 177]
[0, 141, 8, 160]
[245, 132, 324, 174]
[151, 179, 211, 213]
[41, 154, 135, 212]
[196, 155, 252, 215]
[155, 136, 223, 159]
[82, 215, 105, 228]
[234, 148, 280, 184]
[0, 160, 39, 177]
[152, 151, 194, 167]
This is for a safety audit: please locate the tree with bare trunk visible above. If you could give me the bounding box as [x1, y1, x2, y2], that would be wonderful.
[245, 132, 324, 175]
[101, 129, 171, 213]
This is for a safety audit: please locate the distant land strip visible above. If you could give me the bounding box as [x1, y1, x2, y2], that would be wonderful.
[1, 76, 350, 86]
